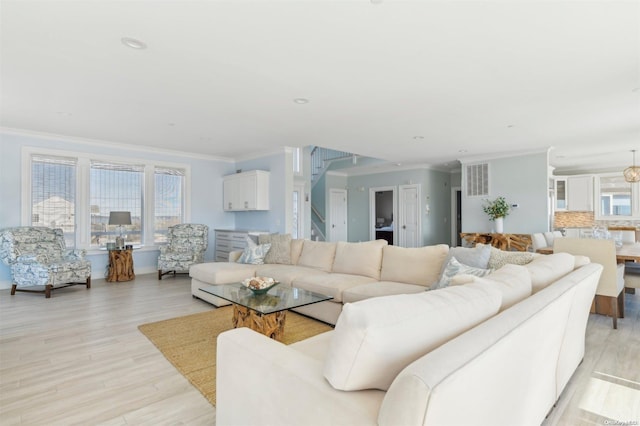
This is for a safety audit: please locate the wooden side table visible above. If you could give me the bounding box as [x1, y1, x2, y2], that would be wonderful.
[106, 248, 135, 282]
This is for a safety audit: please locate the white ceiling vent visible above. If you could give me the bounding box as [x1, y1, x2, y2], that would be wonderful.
[466, 163, 489, 196]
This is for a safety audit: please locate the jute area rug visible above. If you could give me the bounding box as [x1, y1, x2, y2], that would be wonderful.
[138, 306, 333, 406]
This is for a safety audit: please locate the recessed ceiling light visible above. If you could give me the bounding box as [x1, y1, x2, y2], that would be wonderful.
[293, 98, 309, 104]
[121, 37, 147, 50]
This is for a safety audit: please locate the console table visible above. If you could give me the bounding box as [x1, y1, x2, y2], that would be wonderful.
[106, 248, 135, 282]
[460, 233, 532, 252]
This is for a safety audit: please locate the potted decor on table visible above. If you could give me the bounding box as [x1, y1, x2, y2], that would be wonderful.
[483, 196, 511, 233]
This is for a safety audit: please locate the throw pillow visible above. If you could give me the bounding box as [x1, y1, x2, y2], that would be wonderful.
[258, 233, 292, 264]
[487, 247, 535, 270]
[433, 256, 492, 289]
[323, 282, 502, 391]
[236, 242, 272, 265]
[437, 244, 492, 285]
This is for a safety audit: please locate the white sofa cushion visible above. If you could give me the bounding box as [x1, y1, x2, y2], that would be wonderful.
[292, 273, 377, 303]
[332, 240, 387, 280]
[379, 244, 449, 287]
[296, 240, 337, 272]
[254, 264, 327, 286]
[463, 264, 533, 311]
[525, 253, 576, 293]
[189, 262, 257, 284]
[290, 239, 305, 264]
[342, 281, 426, 304]
[323, 283, 502, 391]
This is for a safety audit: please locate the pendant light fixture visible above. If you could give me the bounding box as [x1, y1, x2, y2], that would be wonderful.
[623, 149, 640, 183]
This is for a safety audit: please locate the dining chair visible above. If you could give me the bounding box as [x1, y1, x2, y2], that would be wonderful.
[554, 237, 625, 329]
[624, 261, 640, 294]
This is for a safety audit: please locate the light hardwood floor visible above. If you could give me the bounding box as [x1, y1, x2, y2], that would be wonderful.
[0, 274, 638, 425]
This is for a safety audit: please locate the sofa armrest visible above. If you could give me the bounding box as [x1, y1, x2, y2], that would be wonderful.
[217, 328, 383, 426]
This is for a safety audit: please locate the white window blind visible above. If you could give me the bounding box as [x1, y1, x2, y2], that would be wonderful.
[154, 166, 185, 243]
[90, 161, 144, 247]
[31, 154, 77, 247]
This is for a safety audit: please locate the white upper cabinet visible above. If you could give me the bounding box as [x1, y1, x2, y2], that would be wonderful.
[566, 176, 593, 211]
[223, 170, 270, 211]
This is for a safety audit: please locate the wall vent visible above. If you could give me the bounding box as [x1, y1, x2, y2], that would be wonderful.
[466, 163, 489, 196]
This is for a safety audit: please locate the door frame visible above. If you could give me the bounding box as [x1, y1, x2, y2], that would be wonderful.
[451, 186, 461, 246]
[369, 186, 397, 244]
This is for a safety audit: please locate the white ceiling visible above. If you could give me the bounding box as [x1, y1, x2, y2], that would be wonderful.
[1, 1, 639, 174]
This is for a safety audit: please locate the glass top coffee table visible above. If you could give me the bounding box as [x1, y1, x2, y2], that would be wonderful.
[199, 282, 332, 341]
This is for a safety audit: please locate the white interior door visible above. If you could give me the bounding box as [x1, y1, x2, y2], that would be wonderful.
[329, 189, 348, 242]
[398, 184, 420, 247]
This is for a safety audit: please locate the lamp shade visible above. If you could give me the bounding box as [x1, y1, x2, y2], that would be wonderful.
[108, 211, 132, 225]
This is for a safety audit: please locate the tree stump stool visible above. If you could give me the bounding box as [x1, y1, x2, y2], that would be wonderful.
[231, 304, 287, 341]
[107, 249, 135, 282]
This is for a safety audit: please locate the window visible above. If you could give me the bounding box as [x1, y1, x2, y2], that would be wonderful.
[595, 173, 639, 219]
[292, 147, 302, 175]
[24, 148, 190, 250]
[30, 154, 77, 247]
[90, 161, 144, 247]
[154, 167, 185, 243]
[599, 175, 632, 217]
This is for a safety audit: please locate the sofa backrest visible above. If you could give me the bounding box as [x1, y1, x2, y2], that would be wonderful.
[296, 240, 338, 272]
[379, 244, 449, 287]
[525, 252, 576, 293]
[331, 239, 388, 279]
[0, 226, 66, 265]
[378, 262, 602, 426]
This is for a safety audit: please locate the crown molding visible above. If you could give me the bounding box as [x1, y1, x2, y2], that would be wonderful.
[458, 147, 550, 165]
[0, 127, 235, 162]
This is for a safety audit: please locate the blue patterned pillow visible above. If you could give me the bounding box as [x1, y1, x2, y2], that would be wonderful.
[433, 256, 492, 289]
[237, 243, 271, 265]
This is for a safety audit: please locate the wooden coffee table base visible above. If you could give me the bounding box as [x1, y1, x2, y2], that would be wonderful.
[232, 304, 287, 341]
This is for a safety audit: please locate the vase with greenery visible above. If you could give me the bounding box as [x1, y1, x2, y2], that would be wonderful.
[482, 196, 510, 233]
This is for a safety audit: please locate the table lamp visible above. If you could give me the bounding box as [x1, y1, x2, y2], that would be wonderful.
[109, 211, 132, 249]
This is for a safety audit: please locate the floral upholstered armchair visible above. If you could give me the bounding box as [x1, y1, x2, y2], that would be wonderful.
[158, 224, 209, 279]
[0, 227, 92, 298]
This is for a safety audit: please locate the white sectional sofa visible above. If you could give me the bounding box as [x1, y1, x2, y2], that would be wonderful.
[215, 252, 602, 426]
[190, 238, 451, 325]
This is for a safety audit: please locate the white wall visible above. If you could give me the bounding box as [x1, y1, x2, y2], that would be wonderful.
[461, 151, 549, 234]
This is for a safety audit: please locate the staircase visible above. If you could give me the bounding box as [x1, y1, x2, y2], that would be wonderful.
[310, 147, 353, 186]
